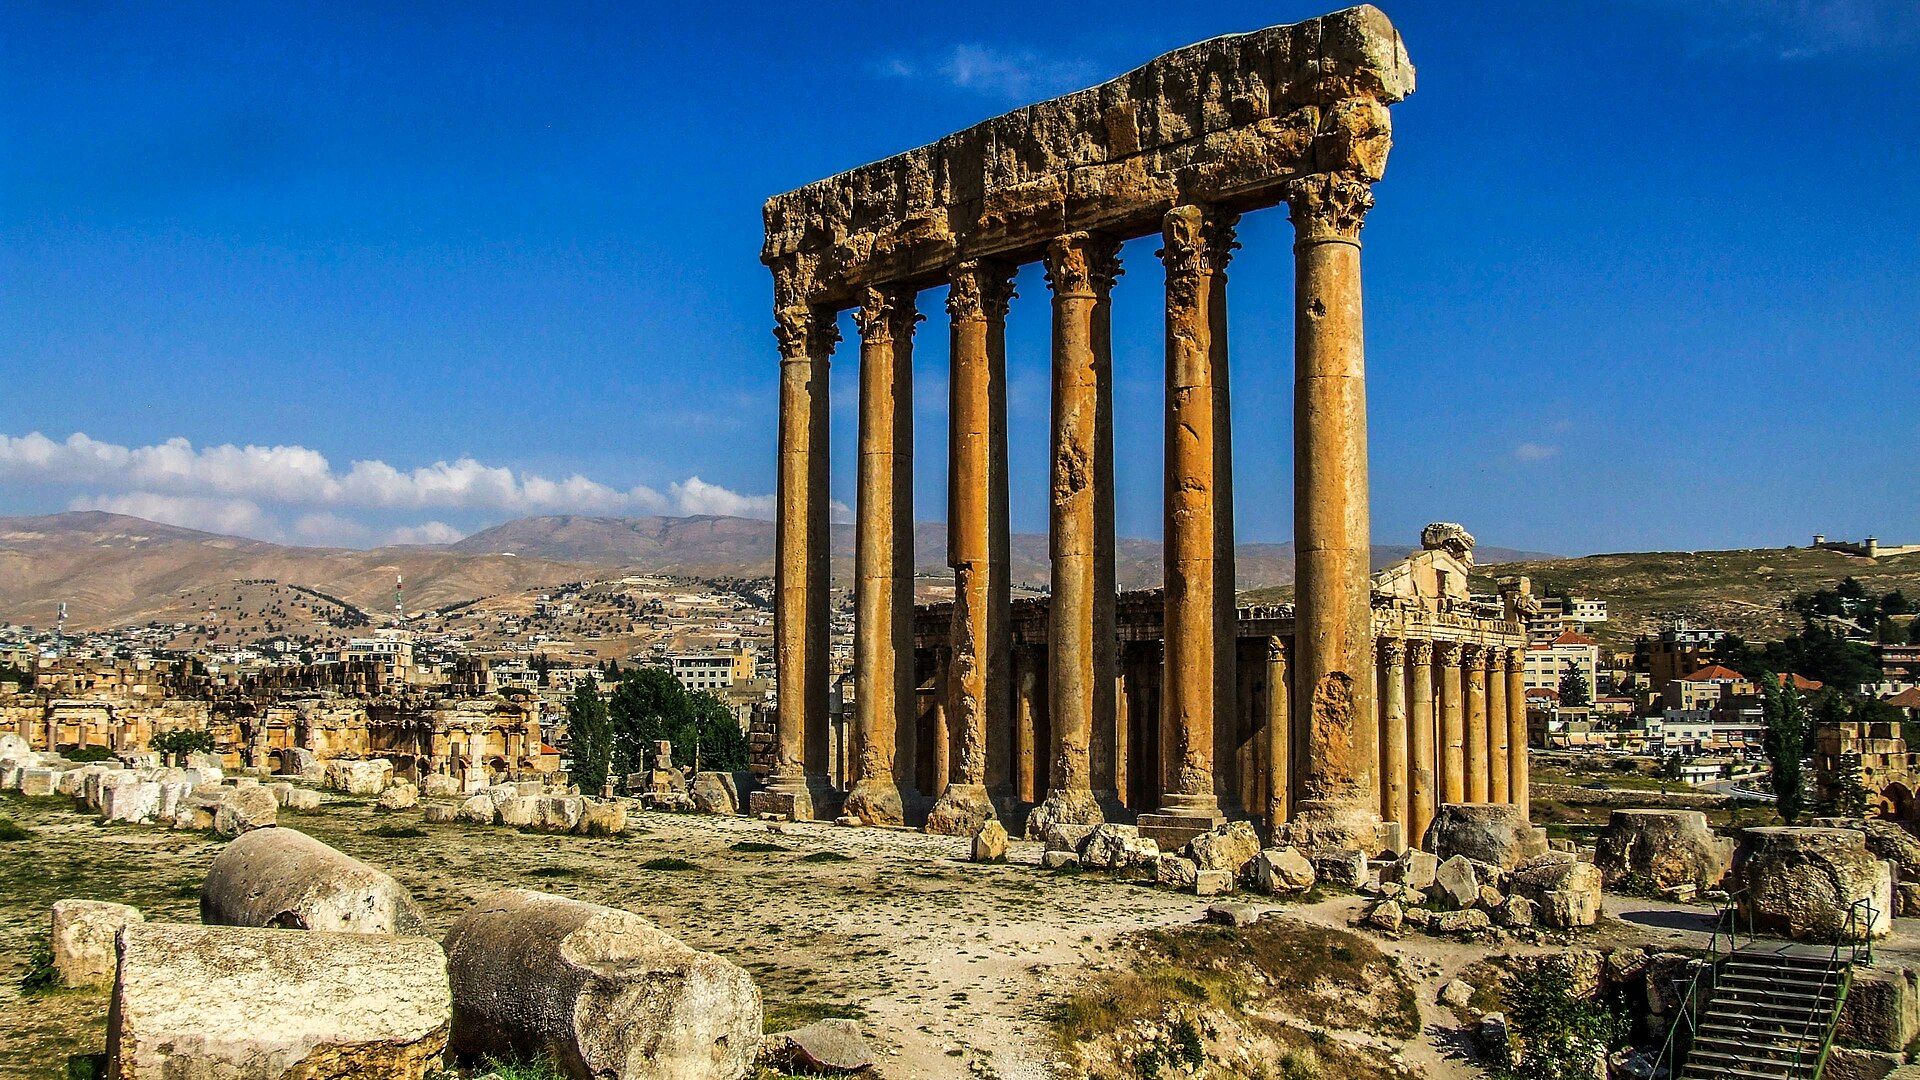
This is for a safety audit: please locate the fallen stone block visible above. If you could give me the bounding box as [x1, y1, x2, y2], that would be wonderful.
[768, 1017, 873, 1075]
[1041, 850, 1080, 871]
[971, 820, 1009, 863]
[100, 781, 164, 825]
[1733, 827, 1894, 941]
[281, 788, 322, 812]
[1385, 849, 1439, 891]
[323, 758, 392, 796]
[1042, 823, 1097, 853]
[419, 773, 462, 799]
[1206, 902, 1258, 928]
[201, 826, 426, 935]
[1156, 855, 1198, 890]
[578, 799, 626, 836]
[422, 803, 459, 825]
[1366, 899, 1404, 933]
[1186, 821, 1262, 876]
[1250, 847, 1316, 895]
[107, 923, 449, 1079]
[1424, 803, 1548, 870]
[1435, 908, 1493, 936]
[1080, 823, 1158, 870]
[1511, 853, 1603, 929]
[1593, 809, 1733, 894]
[20, 767, 59, 797]
[498, 796, 538, 828]
[690, 771, 740, 815]
[1312, 848, 1369, 889]
[1432, 855, 1479, 909]
[375, 780, 420, 811]
[444, 888, 760, 1080]
[457, 793, 497, 824]
[213, 785, 278, 839]
[1194, 869, 1235, 897]
[52, 899, 143, 988]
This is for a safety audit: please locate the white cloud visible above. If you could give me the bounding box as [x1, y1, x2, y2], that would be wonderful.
[292, 512, 371, 546]
[68, 492, 280, 539]
[385, 521, 466, 546]
[670, 476, 775, 518]
[1513, 442, 1561, 462]
[880, 44, 1100, 101]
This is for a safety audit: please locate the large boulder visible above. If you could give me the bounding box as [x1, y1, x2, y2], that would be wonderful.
[457, 793, 497, 824]
[375, 780, 420, 811]
[100, 781, 165, 824]
[1593, 809, 1734, 894]
[529, 795, 585, 834]
[443, 889, 761, 1080]
[51, 899, 143, 988]
[419, 773, 462, 799]
[1732, 827, 1895, 942]
[690, 771, 740, 815]
[107, 923, 449, 1079]
[578, 799, 627, 836]
[1249, 847, 1316, 895]
[1080, 824, 1159, 870]
[201, 826, 426, 935]
[1424, 803, 1548, 870]
[1511, 853, 1604, 928]
[1186, 821, 1262, 877]
[213, 785, 279, 838]
[323, 758, 392, 796]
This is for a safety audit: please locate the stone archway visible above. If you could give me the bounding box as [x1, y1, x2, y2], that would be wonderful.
[1881, 782, 1914, 821]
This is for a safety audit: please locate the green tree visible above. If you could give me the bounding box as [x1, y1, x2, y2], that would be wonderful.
[1497, 963, 1628, 1080]
[1558, 662, 1593, 709]
[606, 667, 749, 778]
[565, 678, 611, 795]
[1829, 751, 1871, 818]
[1759, 669, 1810, 824]
[150, 728, 214, 766]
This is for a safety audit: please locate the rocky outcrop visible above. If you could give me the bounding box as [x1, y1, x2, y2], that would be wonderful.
[51, 899, 143, 988]
[1592, 809, 1733, 894]
[443, 889, 760, 1080]
[106, 923, 449, 1080]
[1424, 803, 1547, 870]
[1732, 827, 1895, 942]
[201, 827, 426, 935]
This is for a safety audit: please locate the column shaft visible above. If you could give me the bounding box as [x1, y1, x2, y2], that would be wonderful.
[1157, 206, 1235, 824]
[768, 293, 836, 820]
[1507, 652, 1530, 812]
[1464, 645, 1489, 803]
[1407, 641, 1436, 848]
[844, 285, 920, 826]
[1379, 639, 1408, 847]
[1265, 638, 1291, 829]
[1282, 174, 1381, 851]
[928, 261, 1015, 835]
[1488, 646, 1510, 803]
[1438, 642, 1465, 806]
[1030, 232, 1120, 836]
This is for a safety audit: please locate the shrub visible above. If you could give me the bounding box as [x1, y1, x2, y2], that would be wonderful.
[0, 818, 30, 842]
[1496, 963, 1627, 1080]
[19, 938, 59, 993]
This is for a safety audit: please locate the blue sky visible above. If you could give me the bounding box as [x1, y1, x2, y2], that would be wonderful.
[2, 0, 1915, 555]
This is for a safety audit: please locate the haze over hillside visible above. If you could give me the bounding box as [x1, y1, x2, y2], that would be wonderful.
[0, 511, 1556, 630]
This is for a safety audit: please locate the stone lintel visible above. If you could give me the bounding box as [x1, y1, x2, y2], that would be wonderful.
[763, 5, 1413, 309]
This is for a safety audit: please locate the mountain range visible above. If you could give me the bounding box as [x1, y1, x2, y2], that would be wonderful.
[0, 511, 1557, 629]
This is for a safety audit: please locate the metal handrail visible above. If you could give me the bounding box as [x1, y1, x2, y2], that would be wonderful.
[1786, 894, 1872, 1079]
[1656, 887, 1749, 1079]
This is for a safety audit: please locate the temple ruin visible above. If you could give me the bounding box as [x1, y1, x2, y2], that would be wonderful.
[758, 5, 1524, 852]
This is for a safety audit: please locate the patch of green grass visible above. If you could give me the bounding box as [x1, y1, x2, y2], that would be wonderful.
[731, 840, 792, 853]
[639, 856, 698, 871]
[64, 747, 114, 763]
[367, 824, 427, 840]
[20, 938, 60, 994]
[762, 999, 867, 1032]
[480, 1054, 566, 1080]
[799, 851, 851, 864]
[525, 866, 579, 878]
[0, 817, 31, 841]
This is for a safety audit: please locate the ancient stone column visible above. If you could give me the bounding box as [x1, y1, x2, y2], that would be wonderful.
[844, 285, 921, 827]
[1154, 205, 1236, 829]
[1437, 641, 1465, 805]
[927, 259, 1016, 836]
[1281, 173, 1382, 852]
[766, 289, 838, 820]
[1030, 232, 1120, 836]
[1407, 641, 1436, 847]
[1015, 650, 1041, 805]
[1265, 637, 1291, 829]
[1487, 646, 1510, 804]
[1507, 649, 1530, 813]
[1463, 644, 1489, 804]
[1379, 638, 1408, 847]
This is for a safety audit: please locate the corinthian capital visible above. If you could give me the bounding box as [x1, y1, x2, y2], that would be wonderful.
[1158, 205, 1240, 302]
[774, 304, 839, 361]
[1285, 172, 1375, 244]
[1044, 232, 1122, 300]
[852, 285, 922, 345]
[946, 259, 1018, 322]
[1407, 640, 1434, 666]
[1379, 637, 1406, 668]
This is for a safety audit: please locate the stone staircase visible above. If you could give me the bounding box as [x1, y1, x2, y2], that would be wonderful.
[1680, 947, 1847, 1080]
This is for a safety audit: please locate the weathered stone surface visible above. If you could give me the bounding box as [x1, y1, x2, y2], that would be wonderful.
[1494, 894, 1536, 929]
[323, 758, 391, 796]
[578, 799, 626, 836]
[971, 820, 1009, 863]
[100, 780, 165, 824]
[1312, 848, 1369, 889]
[1432, 855, 1479, 909]
[282, 788, 322, 812]
[1438, 978, 1474, 1007]
[1733, 827, 1895, 942]
[1206, 903, 1259, 928]
[375, 780, 420, 811]
[1080, 824, 1159, 870]
[1386, 849, 1439, 891]
[1510, 853, 1603, 929]
[1424, 803, 1547, 870]
[1042, 822, 1097, 854]
[51, 899, 143, 988]
[1367, 899, 1404, 933]
[1250, 847, 1316, 895]
[769, 1018, 874, 1074]
[1593, 809, 1734, 893]
[201, 826, 426, 935]
[1042, 850, 1080, 871]
[1156, 855, 1199, 889]
[107, 923, 449, 1080]
[528, 795, 585, 833]
[444, 889, 760, 1080]
[690, 771, 740, 815]
[422, 803, 459, 825]
[1186, 821, 1261, 875]
[457, 793, 496, 824]
[1434, 908, 1492, 935]
[19, 767, 59, 797]
[498, 796, 538, 828]
[1835, 965, 1920, 1054]
[419, 773, 462, 799]
[1194, 869, 1235, 897]
[213, 784, 278, 839]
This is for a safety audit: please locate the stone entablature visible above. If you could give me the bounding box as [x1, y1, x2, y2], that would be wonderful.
[763, 6, 1412, 307]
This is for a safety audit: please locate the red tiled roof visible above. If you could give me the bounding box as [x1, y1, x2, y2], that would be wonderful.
[540, 744, 561, 754]
[1683, 665, 1745, 682]
[1526, 688, 1559, 700]
[1550, 630, 1598, 647]
[1777, 673, 1824, 692]
[1886, 687, 1920, 708]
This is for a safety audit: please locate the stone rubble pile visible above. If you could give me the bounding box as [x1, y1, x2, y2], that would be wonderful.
[0, 741, 332, 835]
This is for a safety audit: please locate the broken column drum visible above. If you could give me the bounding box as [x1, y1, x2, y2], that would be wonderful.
[763, 6, 1523, 851]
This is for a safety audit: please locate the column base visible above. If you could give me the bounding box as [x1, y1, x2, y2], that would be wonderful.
[1024, 787, 1104, 839]
[925, 783, 997, 836]
[1277, 800, 1386, 856]
[749, 773, 841, 822]
[842, 779, 915, 827]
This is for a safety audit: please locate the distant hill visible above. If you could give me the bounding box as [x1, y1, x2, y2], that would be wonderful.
[0, 511, 1554, 631]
